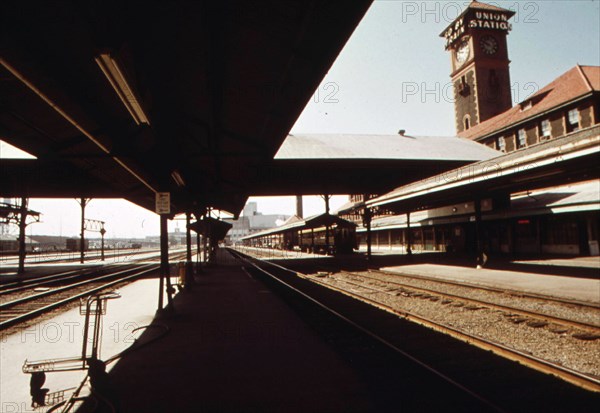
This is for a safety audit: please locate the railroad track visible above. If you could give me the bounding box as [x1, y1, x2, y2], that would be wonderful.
[0, 246, 192, 269]
[232, 249, 600, 394]
[228, 249, 507, 412]
[0, 264, 158, 329]
[0, 248, 162, 266]
[314, 271, 600, 393]
[334, 270, 600, 334]
[0, 249, 190, 296]
[0, 250, 191, 330]
[0, 268, 86, 293]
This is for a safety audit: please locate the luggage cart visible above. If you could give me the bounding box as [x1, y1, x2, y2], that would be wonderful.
[22, 291, 120, 411]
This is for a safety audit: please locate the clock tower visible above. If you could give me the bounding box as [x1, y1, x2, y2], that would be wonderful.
[441, 1, 515, 134]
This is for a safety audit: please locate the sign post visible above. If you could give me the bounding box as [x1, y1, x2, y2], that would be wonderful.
[155, 192, 171, 215]
[155, 192, 173, 313]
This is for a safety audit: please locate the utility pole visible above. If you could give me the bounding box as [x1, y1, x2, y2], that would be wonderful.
[0, 198, 41, 275]
[78, 198, 91, 264]
[84, 219, 106, 261]
[100, 226, 106, 261]
[18, 197, 28, 275]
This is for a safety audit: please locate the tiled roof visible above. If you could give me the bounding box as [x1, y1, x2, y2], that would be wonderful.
[460, 65, 600, 141]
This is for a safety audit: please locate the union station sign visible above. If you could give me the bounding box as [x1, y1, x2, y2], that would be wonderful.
[443, 11, 513, 49]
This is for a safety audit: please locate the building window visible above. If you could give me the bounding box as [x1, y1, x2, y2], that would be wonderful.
[567, 108, 580, 132]
[489, 69, 499, 87]
[517, 129, 526, 148]
[497, 136, 506, 152]
[458, 75, 470, 96]
[464, 115, 471, 130]
[540, 119, 551, 139]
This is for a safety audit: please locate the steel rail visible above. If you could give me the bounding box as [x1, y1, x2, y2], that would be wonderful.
[1, 247, 162, 266]
[228, 249, 507, 412]
[306, 273, 600, 393]
[1, 248, 190, 296]
[0, 264, 155, 311]
[0, 266, 158, 330]
[0, 269, 84, 292]
[337, 271, 600, 333]
[232, 249, 600, 394]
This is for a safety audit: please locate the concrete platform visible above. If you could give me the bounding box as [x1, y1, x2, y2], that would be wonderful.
[381, 263, 600, 304]
[102, 250, 376, 413]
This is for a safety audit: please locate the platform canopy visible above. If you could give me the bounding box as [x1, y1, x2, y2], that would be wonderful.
[249, 133, 500, 196]
[188, 217, 233, 241]
[367, 125, 600, 213]
[0, 1, 372, 215]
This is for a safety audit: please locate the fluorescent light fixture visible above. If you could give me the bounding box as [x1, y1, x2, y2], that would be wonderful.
[95, 53, 150, 125]
[171, 170, 186, 187]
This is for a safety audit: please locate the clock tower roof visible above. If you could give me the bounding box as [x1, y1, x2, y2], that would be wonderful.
[467, 1, 516, 14]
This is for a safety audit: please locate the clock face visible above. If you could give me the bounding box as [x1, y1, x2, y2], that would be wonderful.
[480, 35, 499, 55]
[455, 40, 470, 65]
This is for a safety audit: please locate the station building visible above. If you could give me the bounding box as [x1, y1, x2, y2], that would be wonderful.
[225, 202, 290, 245]
[340, 1, 600, 258]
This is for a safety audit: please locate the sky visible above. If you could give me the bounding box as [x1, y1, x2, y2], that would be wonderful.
[2, 0, 599, 238]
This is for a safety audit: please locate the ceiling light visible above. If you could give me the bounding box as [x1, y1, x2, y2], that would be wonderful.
[95, 53, 150, 125]
[171, 170, 186, 187]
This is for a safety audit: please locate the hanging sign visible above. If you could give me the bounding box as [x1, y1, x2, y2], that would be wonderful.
[155, 192, 170, 215]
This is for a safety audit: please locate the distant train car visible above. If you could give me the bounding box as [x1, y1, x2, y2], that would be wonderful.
[66, 238, 89, 251]
[298, 224, 357, 254]
[242, 214, 357, 255]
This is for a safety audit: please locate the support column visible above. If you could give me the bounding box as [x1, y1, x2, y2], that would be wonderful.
[363, 201, 372, 262]
[17, 196, 28, 275]
[296, 195, 303, 218]
[202, 211, 210, 264]
[406, 212, 413, 256]
[196, 231, 202, 272]
[159, 214, 174, 312]
[203, 232, 208, 264]
[474, 198, 485, 268]
[323, 194, 331, 254]
[185, 212, 194, 289]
